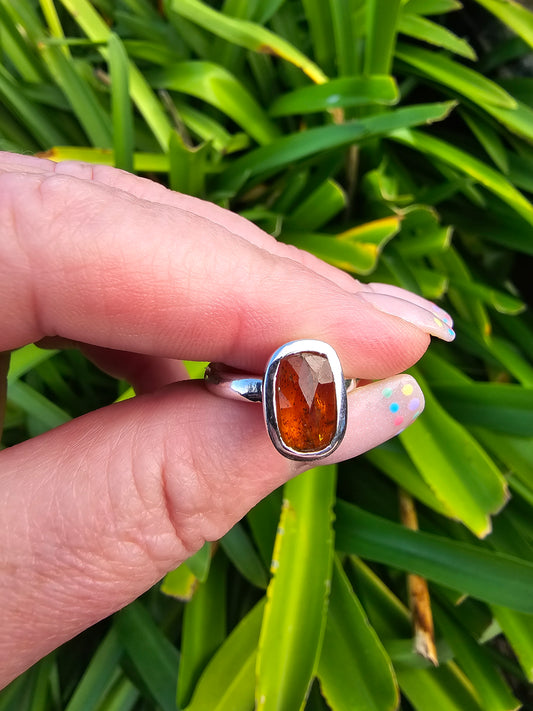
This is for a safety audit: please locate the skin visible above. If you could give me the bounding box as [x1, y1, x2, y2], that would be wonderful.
[0, 152, 435, 688]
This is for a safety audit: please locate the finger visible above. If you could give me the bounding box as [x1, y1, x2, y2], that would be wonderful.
[0, 165, 441, 380]
[0, 152, 358, 292]
[0, 153, 454, 321]
[0, 372, 423, 686]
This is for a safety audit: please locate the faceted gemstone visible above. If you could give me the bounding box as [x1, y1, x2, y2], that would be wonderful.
[275, 352, 337, 452]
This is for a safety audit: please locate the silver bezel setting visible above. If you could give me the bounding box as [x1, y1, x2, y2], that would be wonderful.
[262, 339, 347, 461]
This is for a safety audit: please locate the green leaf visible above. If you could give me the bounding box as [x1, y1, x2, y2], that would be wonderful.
[160, 564, 198, 602]
[365, 442, 450, 516]
[246, 490, 281, 568]
[59, 0, 173, 149]
[433, 602, 519, 711]
[114, 602, 179, 711]
[173, 98, 251, 154]
[508, 151, 533, 192]
[390, 128, 533, 227]
[485, 335, 533, 388]
[401, 370, 508, 537]
[404, 0, 462, 14]
[460, 110, 509, 174]
[434, 383, 533, 436]
[0, 3, 44, 82]
[329, 0, 361, 76]
[167, 0, 327, 84]
[432, 247, 491, 337]
[256, 465, 336, 711]
[282, 216, 400, 274]
[399, 14, 476, 60]
[483, 98, 533, 145]
[8, 345, 59, 381]
[65, 629, 123, 711]
[284, 179, 346, 232]
[221, 102, 455, 192]
[40, 0, 71, 58]
[108, 33, 134, 173]
[317, 557, 399, 711]
[177, 553, 227, 708]
[39, 146, 170, 172]
[475, 430, 533, 491]
[365, 0, 402, 75]
[169, 133, 210, 197]
[301, 0, 335, 75]
[270, 76, 399, 116]
[7, 380, 71, 431]
[186, 599, 265, 711]
[148, 61, 279, 145]
[336, 501, 533, 613]
[347, 558, 487, 711]
[95, 675, 139, 711]
[450, 277, 525, 315]
[473, 0, 533, 50]
[220, 521, 269, 589]
[398, 665, 484, 711]
[184, 542, 212, 582]
[413, 268, 449, 301]
[492, 606, 533, 682]
[39, 44, 113, 148]
[395, 43, 516, 109]
[395, 205, 452, 258]
[0, 65, 65, 147]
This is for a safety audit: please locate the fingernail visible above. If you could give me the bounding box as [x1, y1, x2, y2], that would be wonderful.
[357, 291, 456, 342]
[365, 283, 454, 328]
[324, 375, 425, 463]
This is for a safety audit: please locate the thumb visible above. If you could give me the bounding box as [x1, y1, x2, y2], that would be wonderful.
[0, 372, 423, 686]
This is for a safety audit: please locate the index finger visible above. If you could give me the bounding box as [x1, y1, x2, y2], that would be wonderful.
[0, 156, 446, 378]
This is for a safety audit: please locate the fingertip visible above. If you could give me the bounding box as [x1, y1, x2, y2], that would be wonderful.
[321, 374, 425, 465]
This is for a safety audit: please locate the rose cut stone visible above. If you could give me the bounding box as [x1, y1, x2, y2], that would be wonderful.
[275, 351, 337, 452]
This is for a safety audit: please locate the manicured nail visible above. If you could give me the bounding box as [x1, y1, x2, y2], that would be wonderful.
[365, 283, 454, 327]
[323, 374, 425, 464]
[357, 291, 456, 341]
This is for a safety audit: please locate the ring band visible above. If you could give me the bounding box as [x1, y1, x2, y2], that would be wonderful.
[204, 340, 354, 461]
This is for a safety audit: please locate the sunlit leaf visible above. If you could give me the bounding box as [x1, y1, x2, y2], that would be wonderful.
[401, 369, 508, 537]
[282, 216, 401, 274]
[167, 0, 327, 84]
[177, 553, 227, 708]
[148, 61, 279, 145]
[186, 600, 264, 711]
[473, 0, 533, 50]
[256, 466, 336, 711]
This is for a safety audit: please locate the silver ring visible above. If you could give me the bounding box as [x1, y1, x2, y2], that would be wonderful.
[204, 340, 354, 461]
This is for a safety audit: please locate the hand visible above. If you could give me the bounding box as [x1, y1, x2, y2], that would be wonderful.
[0, 152, 454, 687]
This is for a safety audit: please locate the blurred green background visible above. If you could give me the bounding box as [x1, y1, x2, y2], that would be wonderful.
[2, 0, 533, 709]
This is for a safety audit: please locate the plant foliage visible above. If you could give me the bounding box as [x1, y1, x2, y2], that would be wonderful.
[2, 0, 533, 709]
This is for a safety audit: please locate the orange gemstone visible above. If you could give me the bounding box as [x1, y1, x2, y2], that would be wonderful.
[275, 352, 337, 452]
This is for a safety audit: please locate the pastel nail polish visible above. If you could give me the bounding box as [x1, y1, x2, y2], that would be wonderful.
[380, 378, 423, 432]
[324, 374, 426, 463]
[357, 291, 456, 342]
[365, 283, 454, 328]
